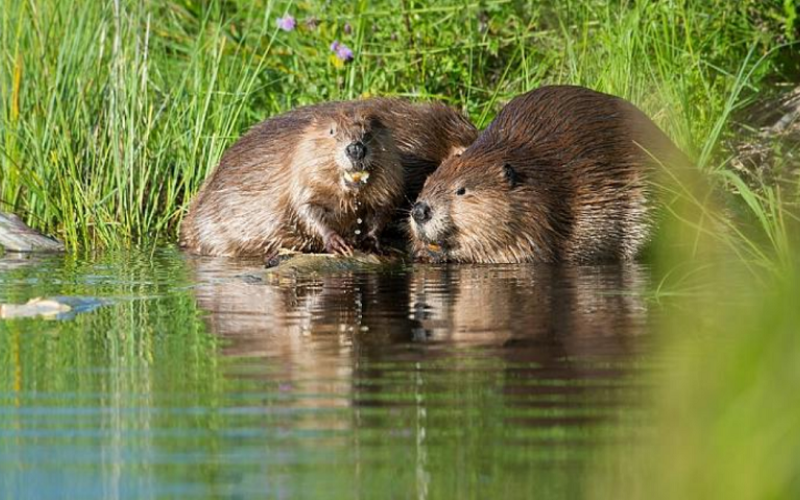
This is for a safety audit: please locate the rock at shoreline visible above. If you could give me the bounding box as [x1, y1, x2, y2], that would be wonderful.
[0, 212, 64, 253]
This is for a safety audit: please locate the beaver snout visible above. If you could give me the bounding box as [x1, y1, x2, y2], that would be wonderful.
[412, 202, 432, 224]
[345, 141, 367, 162]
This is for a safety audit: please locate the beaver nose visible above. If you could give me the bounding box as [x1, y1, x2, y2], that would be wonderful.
[346, 141, 367, 162]
[412, 202, 432, 225]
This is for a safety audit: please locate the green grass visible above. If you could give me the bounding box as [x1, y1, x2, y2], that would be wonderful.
[1, 0, 796, 259]
[1, 5, 800, 496]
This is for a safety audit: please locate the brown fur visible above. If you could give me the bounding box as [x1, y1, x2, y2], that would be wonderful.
[366, 98, 478, 202]
[180, 98, 476, 258]
[410, 85, 690, 264]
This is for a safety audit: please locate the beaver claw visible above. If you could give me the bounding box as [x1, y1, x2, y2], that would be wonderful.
[324, 233, 353, 256]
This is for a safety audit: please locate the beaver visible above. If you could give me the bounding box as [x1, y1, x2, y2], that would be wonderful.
[409, 85, 690, 264]
[180, 98, 476, 259]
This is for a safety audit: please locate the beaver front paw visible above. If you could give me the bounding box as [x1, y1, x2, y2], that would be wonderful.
[324, 233, 353, 256]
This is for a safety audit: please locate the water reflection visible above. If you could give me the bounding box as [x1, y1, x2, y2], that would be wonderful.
[189, 257, 648, 369]
[0, 251, 652, 499]
[188, 257, 651, 495]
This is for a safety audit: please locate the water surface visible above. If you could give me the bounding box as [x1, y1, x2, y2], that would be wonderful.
[0, 249, 654, 499]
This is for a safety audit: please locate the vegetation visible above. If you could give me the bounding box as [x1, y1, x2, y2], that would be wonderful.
[0, 0, 797, 259]
[1, 4, 799, 495]
[593, 193, 800, 500]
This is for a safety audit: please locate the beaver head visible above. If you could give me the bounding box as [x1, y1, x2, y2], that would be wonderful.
[311, 108, 399, 192]
[409, 147, 553, 264]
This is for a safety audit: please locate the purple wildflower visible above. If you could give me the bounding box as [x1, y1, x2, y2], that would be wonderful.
[337, 46, 354, 61]
[276, 15, 296, 32]
[330, 40, 354, 62]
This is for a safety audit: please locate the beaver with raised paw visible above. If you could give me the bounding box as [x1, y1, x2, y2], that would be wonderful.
[180, 99, 476, 261]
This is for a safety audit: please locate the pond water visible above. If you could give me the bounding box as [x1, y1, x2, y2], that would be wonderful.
[0, 249, 655, 499]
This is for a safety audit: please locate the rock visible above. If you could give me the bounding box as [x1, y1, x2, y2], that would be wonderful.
[265, 249, 406, 279]
[0, 212, 64, 253]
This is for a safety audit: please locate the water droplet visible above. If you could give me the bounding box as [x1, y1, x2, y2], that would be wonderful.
[355, 229, 362, 235]
[357, 218, 363, 224]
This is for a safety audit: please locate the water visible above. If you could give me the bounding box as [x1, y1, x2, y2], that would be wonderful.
[0, 249, 654, 499]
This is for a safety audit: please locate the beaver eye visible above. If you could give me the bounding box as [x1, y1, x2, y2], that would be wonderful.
[329, 128, 335, 136]
[455, 187, 466, 196]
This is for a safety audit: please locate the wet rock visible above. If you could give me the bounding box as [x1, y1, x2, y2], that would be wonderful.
[0, 212, 64, 253]
[265, 250, 406, 279]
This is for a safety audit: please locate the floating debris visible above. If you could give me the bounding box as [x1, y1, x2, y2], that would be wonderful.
[0, 296, 107, 320]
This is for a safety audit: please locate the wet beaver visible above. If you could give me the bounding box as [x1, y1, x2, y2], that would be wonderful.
[409, 85, 690, 264]
[180, 98, 476, 259]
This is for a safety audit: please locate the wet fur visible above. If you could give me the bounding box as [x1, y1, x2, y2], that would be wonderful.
[180, 99, 476, 257]
[366, 98, 478, 202]
[411, 85, 690, 264]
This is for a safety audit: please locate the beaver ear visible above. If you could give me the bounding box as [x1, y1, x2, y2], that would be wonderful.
[503, 163, 519, 188]
[367, 114, 385, 130]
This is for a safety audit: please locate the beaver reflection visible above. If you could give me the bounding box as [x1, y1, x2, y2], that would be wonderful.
[189, 258, 649, 477]
[410, 264, 647, 350]
[189, 257, 647, 386]
[406, 264, 649, 431]
[187, 258, 648, 489]
[189, 256, 647, 362]
[409, 263, 649, 388]
[187, 256, 419, 374]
